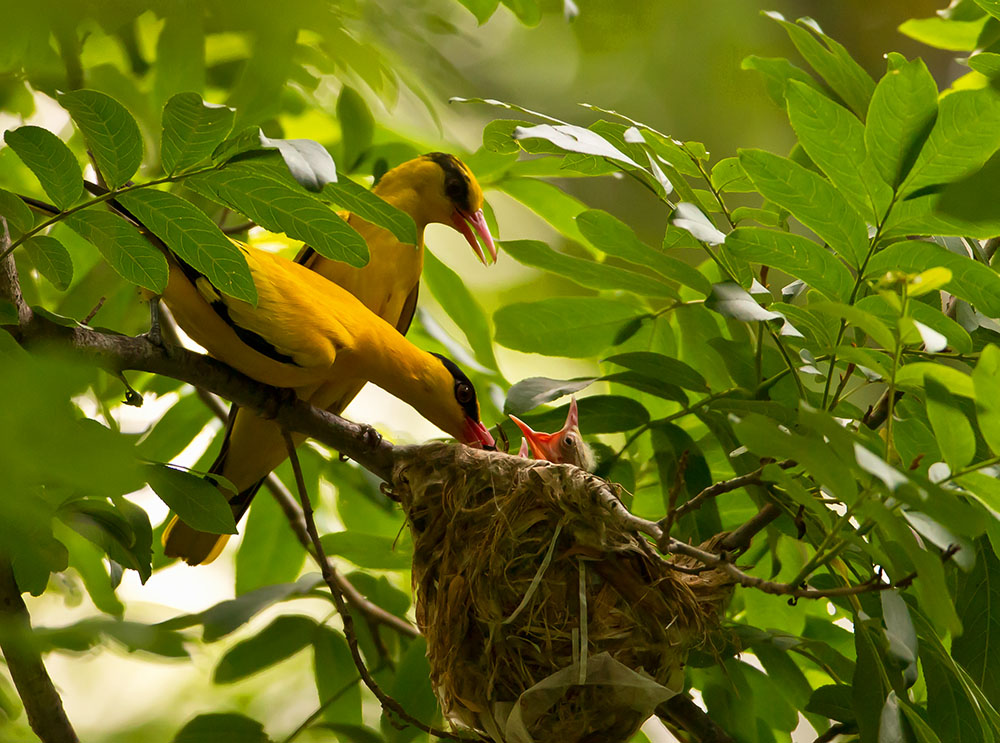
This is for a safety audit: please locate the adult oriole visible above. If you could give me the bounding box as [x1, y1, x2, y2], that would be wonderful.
[510, 397, 596, 472]
[165, 153, 497, 563]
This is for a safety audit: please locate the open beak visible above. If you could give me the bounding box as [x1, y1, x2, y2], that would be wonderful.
[462, 417, 497, 450]
[452, 208, 498, 265]
[509, 415, 560, 461]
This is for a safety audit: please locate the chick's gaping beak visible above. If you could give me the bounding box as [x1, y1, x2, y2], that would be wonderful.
[509, 415, 560, 461]
[462, 416, 497, 450]
[452, 208, 498, 265]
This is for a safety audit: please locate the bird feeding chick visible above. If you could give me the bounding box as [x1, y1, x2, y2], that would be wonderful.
[509, 397, 596, 472]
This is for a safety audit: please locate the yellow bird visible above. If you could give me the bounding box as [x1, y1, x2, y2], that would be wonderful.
[165, 153, 497, 564]
[510, 397, 596, 472]
[159, 240, 495, 564]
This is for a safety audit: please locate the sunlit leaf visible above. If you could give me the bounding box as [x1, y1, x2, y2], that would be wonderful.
[739, 148, 869, 268]
[865, 56, 938, 189]
[725, 227, 853, 301]
[337, 86, 373, 171]
[260, 134, 338, 192]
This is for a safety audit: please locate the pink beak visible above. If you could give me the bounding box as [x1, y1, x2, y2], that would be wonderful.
[462, 416, 496, 449]
[451, 208, 498, 265]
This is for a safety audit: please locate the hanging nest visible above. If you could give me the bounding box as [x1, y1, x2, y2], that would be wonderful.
[391, 443, 735, 743]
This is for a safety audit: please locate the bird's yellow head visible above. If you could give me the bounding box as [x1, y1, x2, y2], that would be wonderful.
[373, 152, 497, 264]
[413, 352, 495, 449]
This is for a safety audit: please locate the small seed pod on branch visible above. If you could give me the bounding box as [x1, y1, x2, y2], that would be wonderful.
[392, 443, 734, 743]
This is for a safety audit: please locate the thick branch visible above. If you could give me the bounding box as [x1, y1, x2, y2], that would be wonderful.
[0, 560, 79, 743]
[657, 695, 734, 743]
[16, 311, 400, 480]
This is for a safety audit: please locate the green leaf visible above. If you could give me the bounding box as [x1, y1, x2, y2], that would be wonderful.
[319, 532, 410, 570]
[603, 351, 708, 392]
[260, 134, 337, 192]
[173, 713, 271, 743]
[739, 149, 869, 267]
[710, 157, 755, 193]
[63, 210, 169, 293]
[899, 16, 990, 51]
[3, 126, 83, 210]
[160, 92, 235, 174]
[116, 188, 256, 304]
[979, 0, 1000, 21]
[865, 57, 939, 189]
[0, 188, 35, 237]
[383, 638, 439, 742]
[185, 163, 368, 268]
[145, 464, 237, 536]
[493, 297, 645, 358]
[925, 376, 976, 470]
[504, 395, 649, 436]
[952, 541, 1000, 704]
[969, 51, 1000, 78]
[902, 86, 1000, 195]
[603, 371, 688, 405]
[500, 0, 541, 26]
[973, 345, 1000, 455]
[741, 55, 822, 107]
[725, 227, 853, 301]
[785, 80, 890, 220]
[809, 301, 896, 350]
[214, 615, 315, 683]
[576, 209, 711, 295]
[161, 574, 322, 641]
[765, 12, 875, 117]
[499, 177, 586, 243]
[865, 240, 1000, 317]
[458, 0, 500, 23]
[424, 248, 499, 372]
[323, 176, 417, 246]
[337, 87, 374, 171]
[313, 627, 362, 725]
[503, 377, 596, 415]
[805, 684, 855, 722]
[705, 282, 782, 323]
[235, 483, 306, 596]
[502, 239, 677, 299]
[23, 235, 72, 290]
[59, 90, 143, 189]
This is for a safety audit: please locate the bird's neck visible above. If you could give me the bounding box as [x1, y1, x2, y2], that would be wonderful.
[348, 321, 450, 435]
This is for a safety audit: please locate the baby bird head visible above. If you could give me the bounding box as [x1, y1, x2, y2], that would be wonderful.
[510, 397, 596, 472]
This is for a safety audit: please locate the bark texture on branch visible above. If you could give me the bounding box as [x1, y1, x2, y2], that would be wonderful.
[0, 560, 79, 743]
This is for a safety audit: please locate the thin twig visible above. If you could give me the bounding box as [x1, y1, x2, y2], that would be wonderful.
[670, 460, 793, 520]
[281, 432, 467, 741]
[82, 296, 106, 325]
[813, 721, 856, 743]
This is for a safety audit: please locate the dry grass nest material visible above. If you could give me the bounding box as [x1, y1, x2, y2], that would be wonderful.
[391, 443, 734, 743]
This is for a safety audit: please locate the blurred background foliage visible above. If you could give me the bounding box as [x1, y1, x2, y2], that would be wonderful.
[2, 1, 999, 742]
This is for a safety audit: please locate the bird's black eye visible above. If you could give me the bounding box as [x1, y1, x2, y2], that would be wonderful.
[562, 434, 576, 448]
[456, 383, 474, 405]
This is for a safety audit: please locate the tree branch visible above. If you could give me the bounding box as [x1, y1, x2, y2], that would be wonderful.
[0, 559, 79, 743]
[657, 694, 734, 743]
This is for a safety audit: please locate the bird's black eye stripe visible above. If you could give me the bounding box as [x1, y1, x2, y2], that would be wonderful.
[431, 352, 480, 421]
[425, 152, 471, 213]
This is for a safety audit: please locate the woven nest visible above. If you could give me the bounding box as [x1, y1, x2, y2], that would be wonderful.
[391, 444, 734, 743]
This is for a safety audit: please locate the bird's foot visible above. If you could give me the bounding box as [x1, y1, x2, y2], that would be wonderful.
[360, 424, 383, 449]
